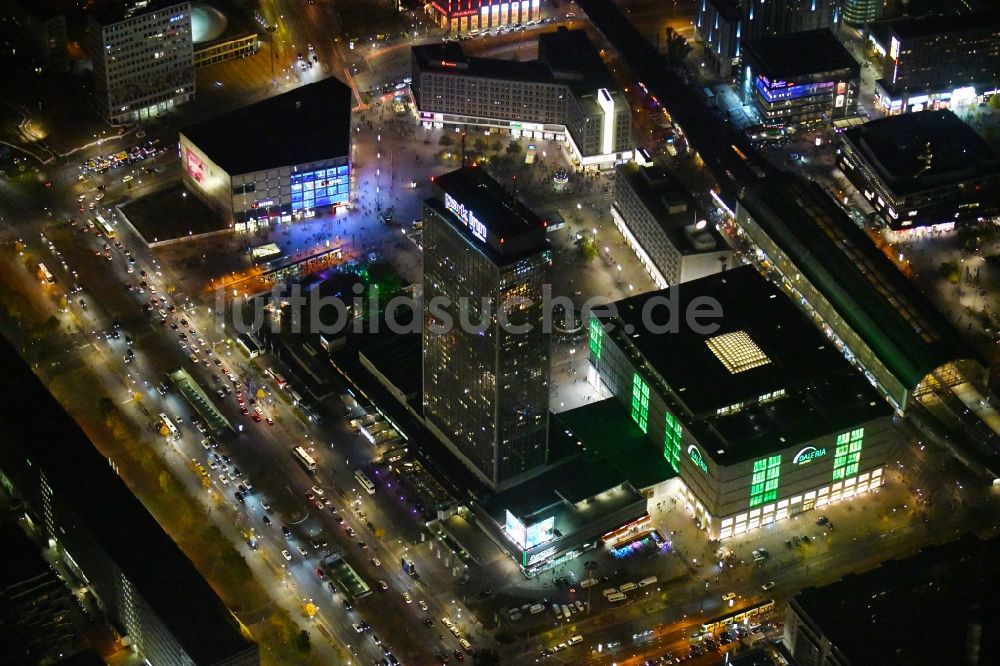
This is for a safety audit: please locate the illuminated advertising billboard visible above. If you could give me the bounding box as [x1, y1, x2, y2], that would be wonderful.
[505, 510, 554, 550]
[185, 148, 205, 183]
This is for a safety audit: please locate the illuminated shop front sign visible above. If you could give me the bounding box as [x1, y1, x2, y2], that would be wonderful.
[445, 192, 488, 242]
[524, 545, 558, 566]
[793, 446, 827, 465]
[687, 445, 709, 473]
[251, 199, 274, 209]
[756, 76, 835, 103]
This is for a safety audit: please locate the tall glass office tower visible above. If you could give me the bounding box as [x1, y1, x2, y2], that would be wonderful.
[422, 167, 552, 490]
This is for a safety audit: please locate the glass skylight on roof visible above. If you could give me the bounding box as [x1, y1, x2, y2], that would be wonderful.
[706, 331, 771, 374]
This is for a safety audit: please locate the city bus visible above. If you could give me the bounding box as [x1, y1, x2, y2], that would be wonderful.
[95, 214, 115, 239]
[354, 469, 376, 495]
[292, 446, 317, 473]
[266, 367, 287, 389]
[701, 599, 775, 634]
[237, 333, 262, 359]
[37, 263, 56, 284]
[158, 413, 179, 438]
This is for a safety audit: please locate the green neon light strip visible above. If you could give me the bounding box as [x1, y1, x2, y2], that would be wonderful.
[631, 373, 649, 433]
[589, 318, 603, 360]
[750, 454, 781, 507]
[663, 411, 682, 472]
[833, 428, 864, 481]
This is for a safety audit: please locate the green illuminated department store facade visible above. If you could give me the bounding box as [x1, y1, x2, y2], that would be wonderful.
[588, 267, 897, 540]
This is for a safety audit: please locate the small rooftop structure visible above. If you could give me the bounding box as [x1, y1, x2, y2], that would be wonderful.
[180, 75, 353, 175]
[743, 29, 858, 80]
[842, 110, 1000, 197]
[616, 162, 727, 255]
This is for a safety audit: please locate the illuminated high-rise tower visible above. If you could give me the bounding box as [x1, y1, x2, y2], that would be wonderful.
[422, 167, 552, 490]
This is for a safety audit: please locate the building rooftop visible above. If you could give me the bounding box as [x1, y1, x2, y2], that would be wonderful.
[793, 534, 1000, 664]
[480, 456, 645, 539]
[883, 9, 1000, 40]
[571, 0, 770, 209]
[743, 29, 859, 80]
[537, 27, 615, 91]
[0, 522, 50, 591]
[708, 0, 743, 23]
[119, 183, 230, 244]
[89, 0, 188, 26]
[0, 341, 256, 665]
[555, 399, 676, 490]
[597, 265, 890, 464]
[616, 162, 727, 255]
[180, 75, 353, 175]
[413, 27, 615, 95]
[738, 173, 977, 392]
[842, 110, 1000, 197]
[430, 166, 548, 259]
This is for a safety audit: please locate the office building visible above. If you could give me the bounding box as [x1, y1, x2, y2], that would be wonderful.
[843, 0, 883, 26]
[0, 523, 78, 663]
[411, 28, 632, 169]
[0, 0, 67, 70]
[696, 0, 842, 78]
[0, 341, 260, 666]
[785, 535, 1000, 665]
[84, 1, 195, 125]
[734, 173, 982, 413]
[838, 110, 1000, 231]
[425, 0, 540, 33]
[422, 167, 552, 490]
[179, 75, 352, 230]
[612, 162, 733, 288]
[588, 266, 896, 540]
[866, 10, 1000, 114]
[742, 29, 860, 126]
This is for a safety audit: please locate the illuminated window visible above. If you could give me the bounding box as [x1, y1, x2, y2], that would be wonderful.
[705, 331, 771, 374]
[631, 373, 649, 433]
[833, 428, 864, 481]
[663, 411, 682, 472]
[589, 318, 603, 360]
[750, 454, 781, 507]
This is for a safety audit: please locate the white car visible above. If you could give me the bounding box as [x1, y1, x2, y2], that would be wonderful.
[311, 485, 325, 497]
[441, 618, 454, 629]
[353, 623, 365, 633]
[418, 600, 428, 611]
[281, 549, 292, 560]
[218, 474, 229, 485]
[722, 592, 736, 601]
[403, 592, 412, 604]
[297, 545, 309, 556]
[761, 581, 776, 591]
